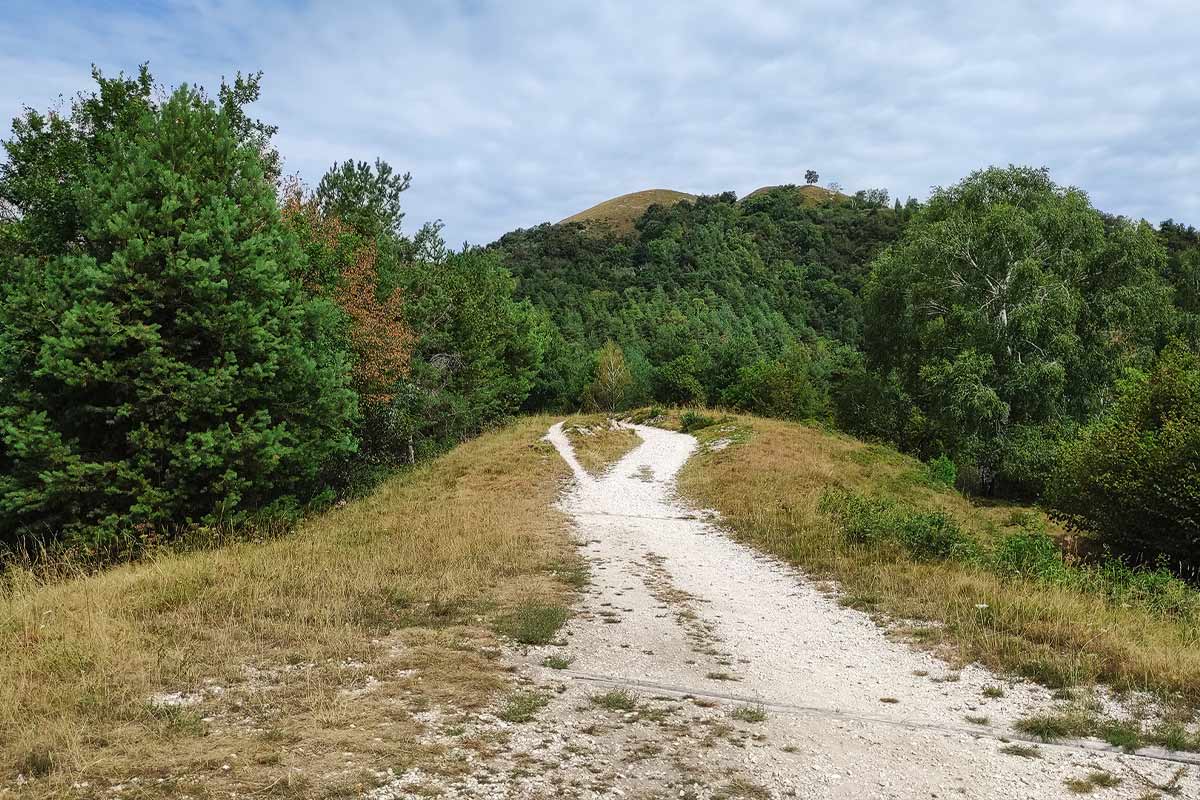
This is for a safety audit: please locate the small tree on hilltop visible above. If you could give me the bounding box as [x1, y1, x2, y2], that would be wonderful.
[805, 169, 819, 185]
[583, 341, 632, 412]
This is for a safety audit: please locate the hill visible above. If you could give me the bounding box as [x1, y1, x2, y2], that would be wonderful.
[560, 188, 698, 233]
[742, 183, 846, 204]
[2, 416, 581, 797]
[669, 409, 1199, 711]
[496, 186, 911, 410]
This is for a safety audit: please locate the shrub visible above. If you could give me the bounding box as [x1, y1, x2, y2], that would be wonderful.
[720, 342, 842, 422]
[654, 355, 707, 406]
[818, 488, 976, 561]
[1047, 342, 1200, 574]
[991, 530, 1070, 583]
[927, 455, 957, 488]
[896, 510, 975, 561]
[680, 411, 717, 433]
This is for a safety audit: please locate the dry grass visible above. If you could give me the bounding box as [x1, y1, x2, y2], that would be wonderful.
[0, 416, 577, 798]
[673, 411, 1200, 706]
[741, 183, 846, 204]
[561, 189, 698, 234]
[562, 414, 642, 476]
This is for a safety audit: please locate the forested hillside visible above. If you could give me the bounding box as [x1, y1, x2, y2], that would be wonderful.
[494, 173, 1200, 575]
[494, 187, 914, 409]
[2, 66, 1199, 580]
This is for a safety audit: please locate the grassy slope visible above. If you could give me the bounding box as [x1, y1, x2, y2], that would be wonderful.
[741, 184, 846, 204]
[560, 189, 697, 233]
[562, 415, 642, 476]
[1, 416, 578, 799]
[671, 412, 1200, 706]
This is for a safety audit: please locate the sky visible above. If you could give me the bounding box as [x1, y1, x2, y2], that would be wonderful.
[2, 1, 1198, 245]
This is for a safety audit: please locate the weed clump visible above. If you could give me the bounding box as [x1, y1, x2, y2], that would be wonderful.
[999, 743, 1041, 758]
[590, 689, 639, 711]
[500, 603, 569, 645]
[730, 704, 767, 723]
[1014, 711, 1093, 742]
[498, 691, 549, 723]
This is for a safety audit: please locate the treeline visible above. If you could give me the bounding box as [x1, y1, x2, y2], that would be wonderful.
[0, 68, 544, 555]
[496, 171, 1200, 575]
[494, 186, 914, 409]
[3, 67, 1197, 576]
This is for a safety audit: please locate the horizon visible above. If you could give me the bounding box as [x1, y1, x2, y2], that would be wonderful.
[3, 1, 1198, 245]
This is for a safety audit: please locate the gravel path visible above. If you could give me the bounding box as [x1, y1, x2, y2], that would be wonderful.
[530, 422, 1196, 798]
[375, 422, 1196, 799]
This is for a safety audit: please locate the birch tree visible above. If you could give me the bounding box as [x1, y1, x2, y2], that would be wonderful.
[862, 166, 1169, 491]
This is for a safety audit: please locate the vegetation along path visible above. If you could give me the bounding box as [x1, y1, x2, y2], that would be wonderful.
[428, 422, 1197, 799]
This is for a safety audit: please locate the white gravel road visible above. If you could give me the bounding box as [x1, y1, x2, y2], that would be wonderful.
[527, 421, 1197, 799]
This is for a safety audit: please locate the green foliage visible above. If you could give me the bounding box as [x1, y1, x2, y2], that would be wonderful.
[0, 80, 356, 551]
[819, 489, 1199, 621]
[680, 411, 717, 433]
[721, 340, 851, 421]
[927, 455, 957, 488]
[1047, 342, 1200, 573]
[390, 239, 544, 457]
[862, 166, 1172, 493]
[493, 188, 909, 408]
[991, 530, 1070, 582]
[1158, 219, 1200, 342]
[581, 341, 633, 411]
[817, 489, 977, 561]
[315, 158, 411, 241]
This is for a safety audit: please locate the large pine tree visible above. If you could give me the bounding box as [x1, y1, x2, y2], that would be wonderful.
[0, 83, 357, 550]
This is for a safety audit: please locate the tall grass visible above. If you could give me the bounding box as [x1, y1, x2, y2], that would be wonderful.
[0, 416, 577, 798]
[675, 412, 1200, 704]
[561, 414, 643, 476]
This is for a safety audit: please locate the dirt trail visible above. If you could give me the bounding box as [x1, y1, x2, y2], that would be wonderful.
[375, 422, 1196, 799]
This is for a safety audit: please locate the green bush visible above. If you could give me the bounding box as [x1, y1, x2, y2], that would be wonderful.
[821, 490, 1200, 621]
[817, 488, 976, 562]
[896, 510, 974, 561]
[1047, 342, 1200, 574]
[680, 411, 717, 433]
[991, 530, 1071, 583]
[0, 82, 356, 552]
[927, 455, 957, 488]
[720, 341, 846, 422]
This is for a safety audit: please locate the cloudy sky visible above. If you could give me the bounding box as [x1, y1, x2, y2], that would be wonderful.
[2, 1, 1197, 245]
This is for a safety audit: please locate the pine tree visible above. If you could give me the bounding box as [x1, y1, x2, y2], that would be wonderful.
[0, 85, 357, 550]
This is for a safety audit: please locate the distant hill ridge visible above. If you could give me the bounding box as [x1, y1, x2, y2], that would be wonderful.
[560, 184, 845, 232]
[560, 189, 698, 233]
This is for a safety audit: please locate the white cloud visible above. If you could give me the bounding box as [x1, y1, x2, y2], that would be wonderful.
[2, 0, 1198, 242]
